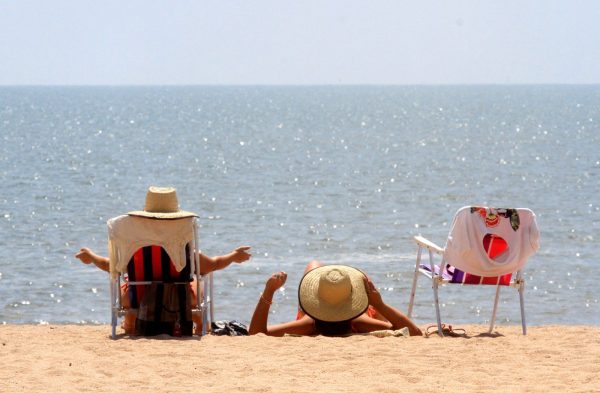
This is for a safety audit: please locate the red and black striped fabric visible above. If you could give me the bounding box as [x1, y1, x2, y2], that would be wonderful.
[448, 267, 512, 286]
[450, 232, 512, 285]
[126, 244, 193, 308]
[421, 264, 513, 286]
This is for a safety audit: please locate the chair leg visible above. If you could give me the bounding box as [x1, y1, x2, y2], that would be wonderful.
[202, 275, 209, 336]
[198, 273, 214, 336]
[431, 280, 444, 337]
[407, 247, 422, 318]
[426, 249, 444, 337]
[195, 272, 203, 339]
[519, 281, 527, 335]
[489, 283, 501, 334]
[209, 272, 215, 324]
[110, 277, 117, 339]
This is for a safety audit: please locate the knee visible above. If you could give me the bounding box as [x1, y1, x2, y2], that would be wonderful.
[190, 292, 198, 308]
[121, 289, 131, 309]
[304, 260, 323, 274]
[189, 283, 204, 309]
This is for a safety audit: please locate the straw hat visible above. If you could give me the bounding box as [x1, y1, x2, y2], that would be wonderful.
[128, 186, 197, 220]
[298, 265, 369, 322]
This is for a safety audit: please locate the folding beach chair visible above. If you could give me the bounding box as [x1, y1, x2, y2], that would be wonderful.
[407, 206, 540, 336]
[107, 215, 214, 339]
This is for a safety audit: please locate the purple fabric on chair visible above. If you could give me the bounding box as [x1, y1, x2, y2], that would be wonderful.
[420, 264, 512, 286]
[420, 264, 453, 281]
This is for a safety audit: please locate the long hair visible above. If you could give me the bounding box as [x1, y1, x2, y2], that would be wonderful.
[314, 319, 352, 336]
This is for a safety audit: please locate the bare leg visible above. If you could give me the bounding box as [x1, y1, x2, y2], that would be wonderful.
[121, 283, 203, 336]
[120, 286, 136, 334]
[303, 260, 323, 274]
[190, 279, 205, 335]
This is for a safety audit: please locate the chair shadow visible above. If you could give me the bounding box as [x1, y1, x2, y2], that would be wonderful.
[108, 332, 201, 341]
[424, 329, 505, 339]
[424, 334, 471, 339]
[473, 331, 505, 338]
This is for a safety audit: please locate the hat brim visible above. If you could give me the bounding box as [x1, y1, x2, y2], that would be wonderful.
[298, 265, 369, 323]
[127, 210, 197, 220]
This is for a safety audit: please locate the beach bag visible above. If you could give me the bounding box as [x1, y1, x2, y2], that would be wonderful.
[210, 320, 249, 336]
[135, 283, 193, 336]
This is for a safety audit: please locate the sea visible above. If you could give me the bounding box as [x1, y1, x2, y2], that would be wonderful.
[1, 85, 598, 328]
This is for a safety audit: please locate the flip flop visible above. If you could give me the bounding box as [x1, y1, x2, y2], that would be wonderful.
[425, 323, 466, 337]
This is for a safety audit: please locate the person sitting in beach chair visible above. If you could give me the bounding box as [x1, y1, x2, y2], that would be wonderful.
[248, 260, 422, 337]
[76, 186, 252, 336]
[76, 245, 250, 334]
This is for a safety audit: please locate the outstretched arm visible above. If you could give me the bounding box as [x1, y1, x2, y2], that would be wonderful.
[75, 248, 110, 272]
[199, 246, 251, 274]
[360, 276, 422, 336]
[248, 271, 314, 336]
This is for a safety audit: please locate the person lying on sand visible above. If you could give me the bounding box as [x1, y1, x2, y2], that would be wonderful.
[76, 246, 251, 334]
[249, 260, 422, 337]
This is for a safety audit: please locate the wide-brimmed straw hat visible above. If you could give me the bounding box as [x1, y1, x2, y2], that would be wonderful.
[298, 265, 369, 322]
[128, 186, 197, 220]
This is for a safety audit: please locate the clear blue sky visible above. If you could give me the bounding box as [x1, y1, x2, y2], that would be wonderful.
[1, 0, 599, 85]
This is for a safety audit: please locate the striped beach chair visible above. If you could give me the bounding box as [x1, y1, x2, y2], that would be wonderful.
[125, 245, 196, 338]
[107, 215, 214, 339]
[407, 206, 540, 336]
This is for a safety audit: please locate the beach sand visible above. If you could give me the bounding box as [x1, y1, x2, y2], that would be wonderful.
[1, 325, 599, 392]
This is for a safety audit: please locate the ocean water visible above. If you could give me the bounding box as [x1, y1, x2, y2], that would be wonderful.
[1, 85, 599, 328]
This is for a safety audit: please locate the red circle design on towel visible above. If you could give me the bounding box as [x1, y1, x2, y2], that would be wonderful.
[483, 233, 509, 261]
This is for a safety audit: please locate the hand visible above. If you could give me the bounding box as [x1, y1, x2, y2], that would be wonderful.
[265, 271, 287, 294]
[363, 275, 384, 308]
[75, 248, 96, 264]
[230, 246, 252, 263]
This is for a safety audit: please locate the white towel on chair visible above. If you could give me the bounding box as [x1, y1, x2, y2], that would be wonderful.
[107, 215, 195, 278]
[443, 206, 540, 277]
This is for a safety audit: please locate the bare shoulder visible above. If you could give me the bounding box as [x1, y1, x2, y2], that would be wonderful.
[267, 315, 315, 337]
[351, 314, 392, 333]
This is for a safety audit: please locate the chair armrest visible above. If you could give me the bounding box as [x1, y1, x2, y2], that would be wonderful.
[414, 235, 444, 255]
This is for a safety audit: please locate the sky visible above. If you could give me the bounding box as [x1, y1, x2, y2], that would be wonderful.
[1, 0, 599, 85]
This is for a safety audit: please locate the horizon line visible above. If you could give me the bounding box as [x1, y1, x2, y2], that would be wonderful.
[1, 82, 599, 88]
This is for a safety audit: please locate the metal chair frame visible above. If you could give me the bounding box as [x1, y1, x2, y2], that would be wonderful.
[109, 218, 214, 338]
[407, 235, 527, 337]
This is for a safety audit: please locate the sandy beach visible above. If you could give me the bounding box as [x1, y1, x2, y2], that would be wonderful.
[1, 325, 599, 392]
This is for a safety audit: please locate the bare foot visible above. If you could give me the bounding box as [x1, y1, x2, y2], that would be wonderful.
[122, 311, 136, 334]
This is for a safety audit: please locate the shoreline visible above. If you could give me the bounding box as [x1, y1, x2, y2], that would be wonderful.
[1, 324, 599, 392]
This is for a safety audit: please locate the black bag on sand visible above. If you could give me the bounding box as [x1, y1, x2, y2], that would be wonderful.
[210, 320, 249, 336]
[135, 283, 193, 336]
